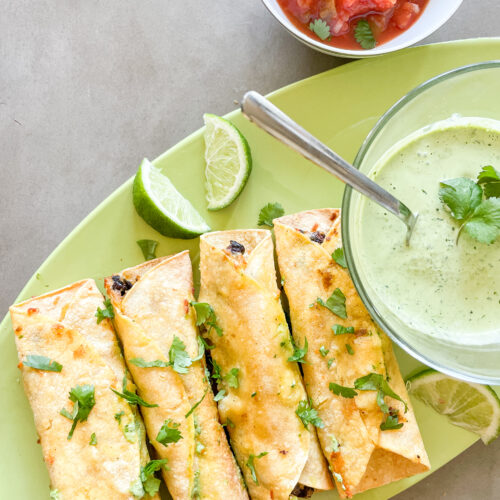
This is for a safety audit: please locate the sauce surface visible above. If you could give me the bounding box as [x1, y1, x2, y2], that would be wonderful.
[356, 118, 500, 343]
[277, 0, 429, 50]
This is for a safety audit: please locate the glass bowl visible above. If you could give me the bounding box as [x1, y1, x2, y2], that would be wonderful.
[342, 61, 500, 385]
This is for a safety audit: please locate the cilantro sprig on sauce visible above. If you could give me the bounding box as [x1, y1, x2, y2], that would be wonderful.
[354, 20, 376, 50]
[439, 166, 500, 244]
[309, 19, 331, 41]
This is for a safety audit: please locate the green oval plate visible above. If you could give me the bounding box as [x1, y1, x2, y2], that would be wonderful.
[2, 39, 499, 499]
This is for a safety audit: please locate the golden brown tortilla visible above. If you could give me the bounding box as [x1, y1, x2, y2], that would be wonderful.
[199, 230, 333, 500]
[274, 209, 430, 498]
[9, 280, 157, 499]
[105, 251, 248, 500]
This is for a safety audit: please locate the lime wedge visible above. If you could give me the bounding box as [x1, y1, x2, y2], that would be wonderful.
[407, 369, 500, 444]
[133, 158, 210, 239]
[203, 113, 252, 210]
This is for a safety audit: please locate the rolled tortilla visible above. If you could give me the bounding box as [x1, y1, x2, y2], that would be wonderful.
[199, 230, 333, 500]
[9, 279, 157, 499]
[274, 209, 430, 498]
[105, 251, 248, 500]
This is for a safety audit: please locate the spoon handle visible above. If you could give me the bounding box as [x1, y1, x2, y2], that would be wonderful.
[240, 90, 410, 224]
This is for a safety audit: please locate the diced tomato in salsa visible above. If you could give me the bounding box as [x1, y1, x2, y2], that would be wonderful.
[277, 0, 428, 50]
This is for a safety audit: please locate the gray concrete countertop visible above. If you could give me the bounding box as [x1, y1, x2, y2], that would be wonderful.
[1, 1, 499, 498]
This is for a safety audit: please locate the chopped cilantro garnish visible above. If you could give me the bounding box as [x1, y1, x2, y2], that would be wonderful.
[214, 389, 226, 401]
[192, 336, 208, 362]
[191, 469, 201, 499]
[24, 354, 62, 372]
[354, 372, 407, 430]
[129, 358, 170, 368]
[315, 288, 347, 318]
[319, 346, 329, 357]
[439, 176, 500, 244]
[190, 301, 223, 336]
[345, 344, 354, 355]
[332, 247, 347, 268]
[296, 399, 324, 430]
[257, 202, 285, 227]
[477, 165, 500, 198]
[327, 358, 334, 369]
[224, 367, 240, 389]
[211, 359, 222, 380]
[288, 337, 308, 363]
[156, 419, 182, 446]
[354, 19, 376, 49]
[309, 19, 331, 41]
[185, 389, 208, 418]
[251, 392, 257, 397]
[114, 411, 125, 423]
[332, 324, 355, 335]
[329, 382, 357, 399]
[95, 298, 114, 324]
[136, 239, 158, 261]
[246, 452, 268, 485]
[89, 432, 97, 446]
[111, 377, 158, 408]
[60, 384, 96, 440]
[380, 410, 403, 431]
[168, 336, 192, 374]
[141, 459, 168, 496]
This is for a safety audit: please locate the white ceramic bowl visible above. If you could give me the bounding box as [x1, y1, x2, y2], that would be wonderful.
[262, 0, 463, 58]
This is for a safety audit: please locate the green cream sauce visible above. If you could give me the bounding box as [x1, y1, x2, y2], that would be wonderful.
[357, 117, 500, 342]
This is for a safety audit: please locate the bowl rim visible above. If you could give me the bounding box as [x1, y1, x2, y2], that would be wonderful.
[341, 60, 500, 384]
[261, 0, 464, 58]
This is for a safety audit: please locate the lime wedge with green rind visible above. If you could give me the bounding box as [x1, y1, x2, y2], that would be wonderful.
[407, 368, 500, 444]
[133, 158, 210, 239]
[203, 113, 252, 211]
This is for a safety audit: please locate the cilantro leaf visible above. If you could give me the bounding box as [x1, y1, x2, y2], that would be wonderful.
[296, 399, 324, 430]
[129, 358, 170, 368]
[477, 165, 500, 198]
[191, 336, 207, 362]
[191, 470, 201, 499]
[60, 384, 96, 440]
[332, 247, 347, 268]
[185, 389, 208, 418]
[319, 346, 329, 357]
[224, 367, 240, 389]
[211, 359, 222, 380]
[288, 337, 308, 363]
[463, 198, 500, 244]
[332, 324, 354, 335]
[141, 459, 168, 497]
[246, 452, 268, 485]
[95, 298, 114, 324]
[114, 411, 124, 423]
[329, 382, 357, 398]
[327, 358, 334, 368]
[257, 202, 285, 227]
[380, 410, 404, 431]
[136, 239, 158, 260]
[89, 432, 97, 446]
[169, 336, 192, 374]
[214, 389, 226, 402]
[439, 178, 483, 221]
[309, 19, 331, 41]
[24, 354, 62, 372]
[354, 19, 376, 49]
[345, 344, 354, 355]
[354, 372, 408, 426]
[111, 378, 158, 408]
[190, 301, 223, 336]
[315, 288, 347, 318]
[156, 419, 182, 446]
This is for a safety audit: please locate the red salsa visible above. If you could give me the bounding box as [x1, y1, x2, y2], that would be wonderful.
[276, 0, 429, 50]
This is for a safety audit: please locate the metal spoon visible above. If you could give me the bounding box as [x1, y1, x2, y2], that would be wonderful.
[240, 91, 418, 245]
